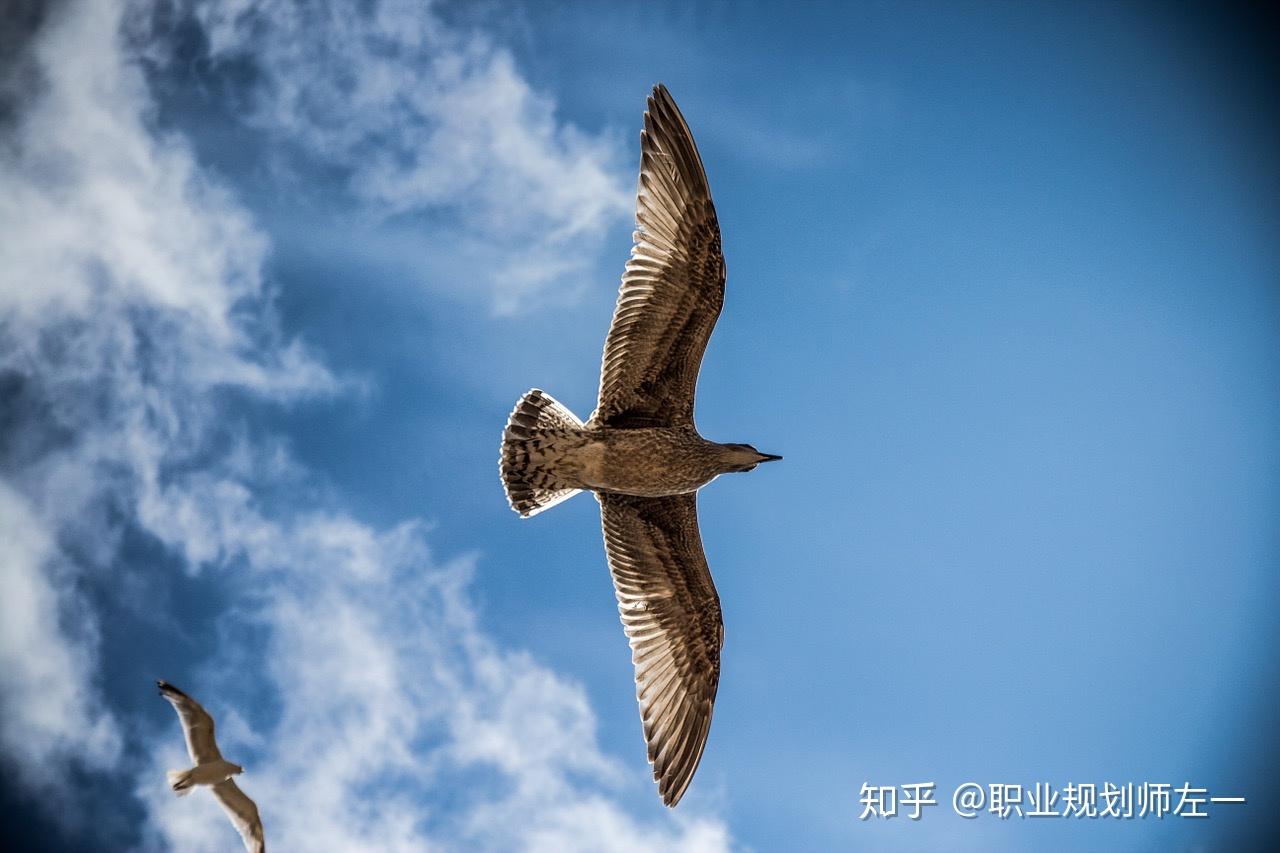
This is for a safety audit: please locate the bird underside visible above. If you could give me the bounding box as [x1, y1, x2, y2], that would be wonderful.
[168, 760, 240, 794]
[158, 680, 266, 851]
[503, 395, 723, 514]
[501, 84, 740, 808]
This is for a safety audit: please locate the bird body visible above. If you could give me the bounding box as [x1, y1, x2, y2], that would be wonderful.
[506, 415, 769, 499]
[585, 425, 754, 495]
[167, 759, 243, 795]
[500, 84, 779, 807]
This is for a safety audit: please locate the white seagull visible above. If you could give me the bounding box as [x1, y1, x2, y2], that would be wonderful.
[158, 680, 266, 853]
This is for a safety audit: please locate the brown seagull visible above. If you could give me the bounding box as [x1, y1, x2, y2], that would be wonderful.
[158, 680, 266, 853]
[500, 84, 780, 806]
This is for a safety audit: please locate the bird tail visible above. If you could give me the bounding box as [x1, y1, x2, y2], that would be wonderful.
[167, 769, 195, 797]
[501, 388, 584, 517]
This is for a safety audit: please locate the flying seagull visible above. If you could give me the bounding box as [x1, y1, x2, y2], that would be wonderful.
[500, 84, 780, 806]
[157, 680, 266, 853]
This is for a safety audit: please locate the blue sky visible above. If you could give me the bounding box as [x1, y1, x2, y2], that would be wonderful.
[1, 1, 1276, 850]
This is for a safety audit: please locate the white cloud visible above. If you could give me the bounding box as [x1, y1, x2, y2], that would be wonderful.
[0, 1, 728, 849]
[174, 0, 631, 314]
[0, 0, 334, 788]
[137, 508, 729, 851]
[0, 482, 120, 789]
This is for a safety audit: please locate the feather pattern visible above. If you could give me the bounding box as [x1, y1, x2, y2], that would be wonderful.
[591, 84, 725, 429]
[598, 491, 723, 806]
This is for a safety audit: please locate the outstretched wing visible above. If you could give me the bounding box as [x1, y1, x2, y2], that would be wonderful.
[157, 680, 222, 764]
[212, 780, 266, 853]
[598, 492, 723, 806]
[591, 84, 725, 429]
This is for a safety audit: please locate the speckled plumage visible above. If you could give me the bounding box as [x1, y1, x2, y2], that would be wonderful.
[499, 85, 779, 807]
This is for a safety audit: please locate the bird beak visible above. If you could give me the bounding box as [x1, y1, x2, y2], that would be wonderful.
[756, 452, 782, 463]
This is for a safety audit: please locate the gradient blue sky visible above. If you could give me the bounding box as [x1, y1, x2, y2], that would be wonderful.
[1, 1, 1277, 851]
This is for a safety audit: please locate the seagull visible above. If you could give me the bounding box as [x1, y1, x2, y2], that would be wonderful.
[500, 84, 780, 806]
[157, 680, 266, 853]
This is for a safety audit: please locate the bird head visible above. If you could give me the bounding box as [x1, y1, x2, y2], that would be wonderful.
[232, 764, 245, 776]
[719, 443, 782, 472]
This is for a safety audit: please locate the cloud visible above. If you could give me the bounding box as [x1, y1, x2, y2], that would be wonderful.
[0, 1, 727, 849]
[0, 0, 334, 792]
[0, 482, 120, 790]
[136, 506, 728, 852]
[164, 0, 632, 314]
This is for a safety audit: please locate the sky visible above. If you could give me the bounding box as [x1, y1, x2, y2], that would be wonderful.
[1, 1, 1277, 851]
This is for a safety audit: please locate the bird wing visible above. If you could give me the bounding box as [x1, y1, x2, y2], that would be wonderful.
[591, 84, 725, 429]
[598, 491, 723, 806]
[212, 779, 265, 853]
[157, 680, 222, 764]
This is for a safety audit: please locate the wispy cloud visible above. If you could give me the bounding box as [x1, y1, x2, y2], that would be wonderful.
[163, 0, 631, 314]
[1, 0, 335, 794]
[0, 1, 726, 849]
[0, 482, 120, 790]
[136, 507, 728, 851]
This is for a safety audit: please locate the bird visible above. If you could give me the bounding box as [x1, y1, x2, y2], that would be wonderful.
[499, 84, 780, 807]
[157, 680, 266, 853]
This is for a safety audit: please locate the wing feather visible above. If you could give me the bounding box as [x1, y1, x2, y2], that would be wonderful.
[157, 680, 222, 764]
[598, 492, 723, 806]
[212, 779, 266, 853]
[592, 85, 725, 429]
